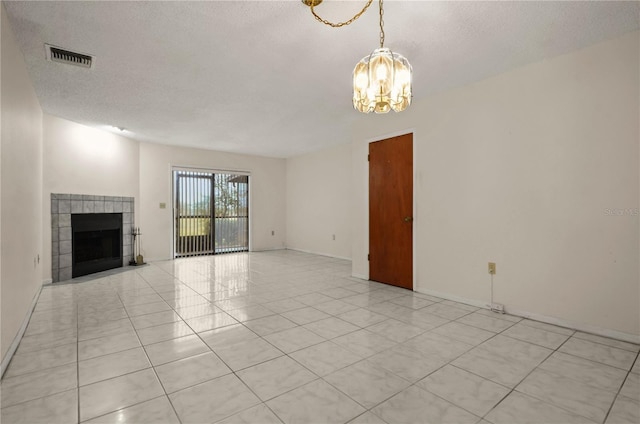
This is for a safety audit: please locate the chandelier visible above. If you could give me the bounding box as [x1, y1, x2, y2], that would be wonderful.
[303, 0, 412, 114]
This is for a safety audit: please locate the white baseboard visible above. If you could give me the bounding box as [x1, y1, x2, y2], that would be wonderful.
[416, 287, 640, 345]
[285, 247, 351, 262]
[1, 285, 43, 378]
[42, 278, 53, 286]
[142, 257, 167, 263]
[351, 273, 368, 280]
[417, 288, 489, 309]
[251, 247, 286, 252]
[507, 307, 640, 345]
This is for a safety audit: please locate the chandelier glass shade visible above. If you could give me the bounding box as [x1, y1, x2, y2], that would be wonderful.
[353, 47, 412, 114]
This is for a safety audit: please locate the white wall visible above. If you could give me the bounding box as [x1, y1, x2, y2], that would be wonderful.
[40, 115, 287, 269]
[42, 114, 140, 281]
[139, 142, 286, 261]
[1, 4, 44, 361]
[350, 31, 639, 338]
[286, 143, 352, 259]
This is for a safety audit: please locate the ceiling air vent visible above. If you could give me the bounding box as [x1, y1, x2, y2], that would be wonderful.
[45, 44, 94, 69]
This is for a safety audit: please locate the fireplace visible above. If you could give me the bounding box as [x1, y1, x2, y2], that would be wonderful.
[51, 194, 134, 282]
[72, 213, 123, 278]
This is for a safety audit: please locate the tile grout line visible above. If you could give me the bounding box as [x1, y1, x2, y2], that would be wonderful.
[404, 315, 569, 422]
[343, 311, 515, 421]
[73, 279, 180, 420]
[278, 308, 443, 421]
[601, 350, 640, 424]
[448, 328, 559, 422]
[392, 322, 511, 421]
[144, 262, 287, 424]
[74, 279, 170, 424]
[482, 329, 616, 423]
[133, 271, 191, 424]
[76, 297, 80, 424]
[227, 298, 404, 422]
[6, 253, 637, 424]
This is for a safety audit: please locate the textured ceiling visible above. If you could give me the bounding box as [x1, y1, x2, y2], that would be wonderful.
[4, 0, 639, 158]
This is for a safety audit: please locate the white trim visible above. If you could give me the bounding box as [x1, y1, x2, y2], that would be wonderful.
[247, 175, 253, 253]
[417, 287, 640, 344]
[417, 288, 489, 309]
[142, 257, 170, 263]
[364, 128, 418, 145]
[42, 278, 53, 286]
[508, 307, 640, 345]
[351, 273, 368, 280]
[171, 165, 251, 176]
[285, 247, 351, 262]
[170, 162, 176, 259]
[251, 247, 286, 253]
[1, 285, 42, 378]
[411, 131, 418, 291]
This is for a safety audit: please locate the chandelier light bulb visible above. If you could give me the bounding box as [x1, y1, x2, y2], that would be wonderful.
[353, 48, 412, 114]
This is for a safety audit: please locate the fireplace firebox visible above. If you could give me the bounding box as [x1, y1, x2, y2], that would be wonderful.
[71, 213, 123, 278]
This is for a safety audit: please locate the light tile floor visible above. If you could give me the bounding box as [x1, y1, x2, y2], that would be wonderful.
[1, 250, 639, 424]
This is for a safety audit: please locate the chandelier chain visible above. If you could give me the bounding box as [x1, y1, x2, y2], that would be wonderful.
[310, 0, 374, 28]
[379, 0, 385, 48]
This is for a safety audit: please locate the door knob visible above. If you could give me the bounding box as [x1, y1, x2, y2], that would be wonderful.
[403, 216, 413, 223]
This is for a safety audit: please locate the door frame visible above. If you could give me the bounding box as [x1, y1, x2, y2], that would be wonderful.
[170, 165, 252, 259]
[364, 129, 417, 291]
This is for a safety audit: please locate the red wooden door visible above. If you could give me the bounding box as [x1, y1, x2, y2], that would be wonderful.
[369, 133, 413, 289]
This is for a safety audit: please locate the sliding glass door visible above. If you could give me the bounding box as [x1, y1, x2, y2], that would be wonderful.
[174, 170, 248, 258]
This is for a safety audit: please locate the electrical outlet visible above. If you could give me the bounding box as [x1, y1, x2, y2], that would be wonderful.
[490, 303, 505, 314]
[488, 262, 496, 275]
[159, 203, 166, 209]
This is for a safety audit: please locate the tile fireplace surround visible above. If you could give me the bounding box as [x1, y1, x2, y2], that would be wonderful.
[51, 194, 134, 283]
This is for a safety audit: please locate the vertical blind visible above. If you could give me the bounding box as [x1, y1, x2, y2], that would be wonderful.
[174, 170, 249, 258]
